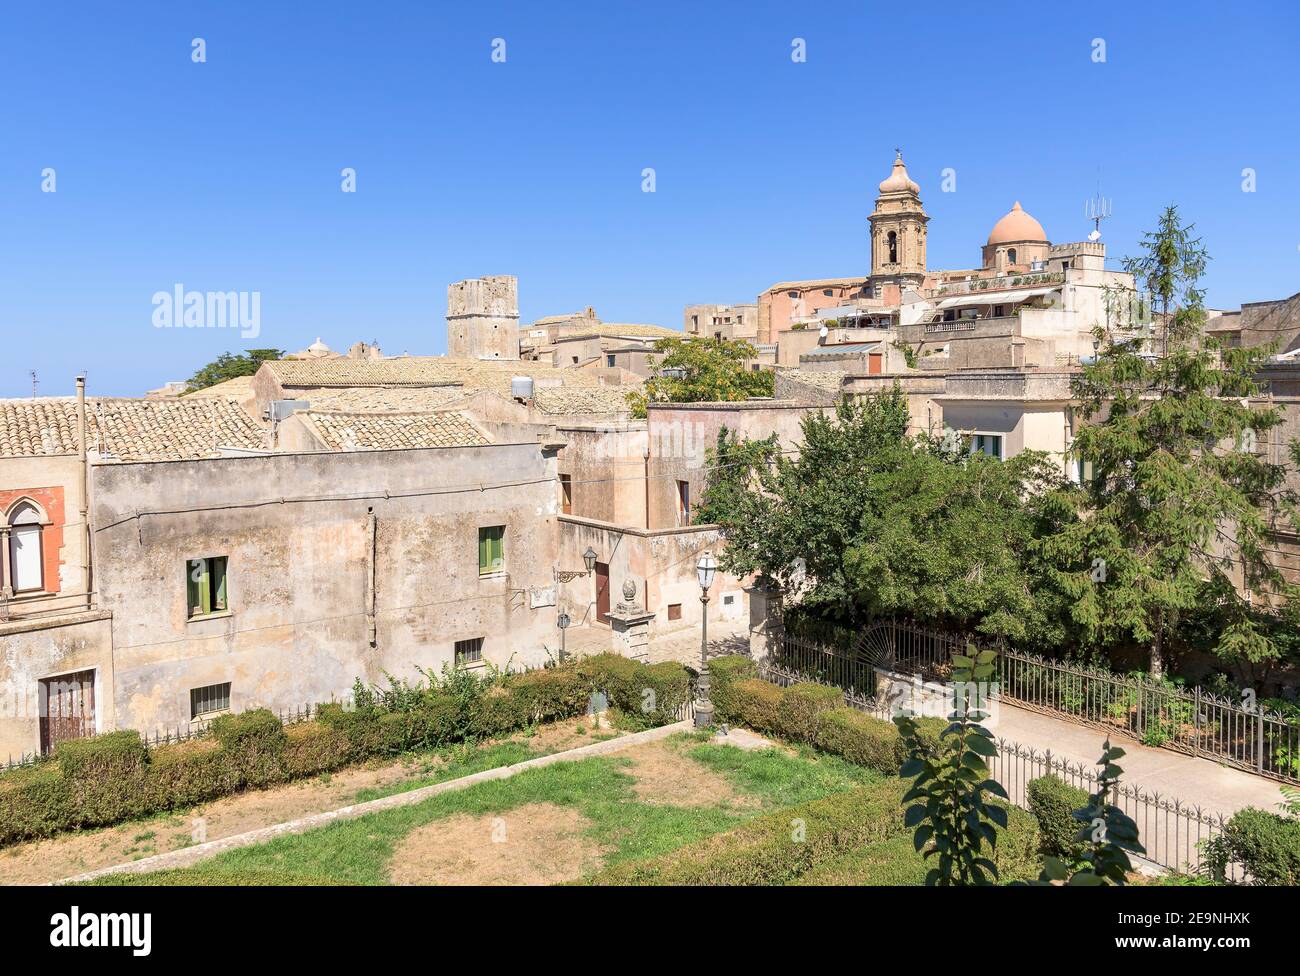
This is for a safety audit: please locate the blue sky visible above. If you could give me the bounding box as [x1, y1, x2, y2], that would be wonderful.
[1, 0, 1297, 397]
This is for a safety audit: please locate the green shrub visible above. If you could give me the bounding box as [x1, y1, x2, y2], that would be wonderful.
[508, 668, 589, 725]
[1027, 775, 1091, 862]
[642, 661, 691, 724]
[585, 779, 910, 885]
[1206, 807, 1300, 885]
[0, 764, 69, 846]
[55, 732, 152, 826]
[709, 655, 756, 721]
[728, 679, 785, 734]
[792, 805, 1041, 885]
[776, 684, 843, 740]
[211, 709, 289, 786]
[812, 707, 903, 775]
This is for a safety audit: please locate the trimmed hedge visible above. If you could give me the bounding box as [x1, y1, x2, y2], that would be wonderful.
[720, 676, 947, 776]
[0, 654, 690, 847]
[1026, 775, 1091, 862]
[709, 654, 757, 720]
[1207, 807, 1300, 885]
[585, 778, 911, 885]
[792, 805, 1043, 886]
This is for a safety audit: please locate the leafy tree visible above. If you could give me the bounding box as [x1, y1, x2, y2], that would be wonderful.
[185, 349, 283, 392]
[1037, 206, 1297, 677]
[894, 646, 1010, 886]
[697, 387, 1068, 641]
[626, 336, 772, 418]
[1037, 740, 1145, 885]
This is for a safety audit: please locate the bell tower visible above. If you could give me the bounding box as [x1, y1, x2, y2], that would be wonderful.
[868, 151, 928, 295]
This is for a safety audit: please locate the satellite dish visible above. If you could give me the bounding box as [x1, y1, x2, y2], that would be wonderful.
[1088, 229, 1102, 242]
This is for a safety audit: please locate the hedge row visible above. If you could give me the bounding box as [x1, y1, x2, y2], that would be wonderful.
[708, 655, 945, 775]
[0, 653, 690, 847]
[585, 779, 911, 885]
[791, 805, 1044, 886]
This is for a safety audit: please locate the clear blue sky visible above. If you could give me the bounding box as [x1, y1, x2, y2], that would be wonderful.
[2, 0, 1297, 397]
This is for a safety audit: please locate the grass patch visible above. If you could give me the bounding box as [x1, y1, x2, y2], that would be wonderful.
[84, 738, 866, 886]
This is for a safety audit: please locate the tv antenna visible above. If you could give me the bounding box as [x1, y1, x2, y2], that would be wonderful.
[1085, 192, 1112, 242]
[30, 370, 38, 398]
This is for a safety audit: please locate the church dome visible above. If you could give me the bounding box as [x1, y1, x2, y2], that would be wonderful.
[987, 201, 1047, 245]
[878, 152, 920, 194]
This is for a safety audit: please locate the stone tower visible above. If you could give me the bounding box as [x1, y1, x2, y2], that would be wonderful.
[867, 152, 928, 295]
[446, 275, 520, 360]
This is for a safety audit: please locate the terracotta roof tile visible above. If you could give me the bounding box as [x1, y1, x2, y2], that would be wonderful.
[301, 410, 490, 451]
[0, 397, 264, 460]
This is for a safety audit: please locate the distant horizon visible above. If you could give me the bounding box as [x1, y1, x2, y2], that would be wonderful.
[4, 0, 1298, 398]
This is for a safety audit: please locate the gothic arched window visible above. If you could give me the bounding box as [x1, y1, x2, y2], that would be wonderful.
[7, 501, 44, 593]
[887, 231, 898, 264]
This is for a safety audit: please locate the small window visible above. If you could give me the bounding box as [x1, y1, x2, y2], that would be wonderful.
[559, 474, 573, 514]
[606, 354, 616, 367]
[787, 291, 799, 299]
[676, 480, 690, 525]
[478, 526, 505, 575]
[190, 682, 231, 720]
[455, 637, 484, 667]
[667, 603, 682, 621]
[823, 289, 833, 297]
[970, 434, 1003, 460]
[723, 594, 735, 606]
[186, 556, 229, 619]
[571, 355, 579, 364]
[1007, 248, 1017, 265]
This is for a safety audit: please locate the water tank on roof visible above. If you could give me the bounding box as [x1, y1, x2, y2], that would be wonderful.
[512, 376, 535, 402]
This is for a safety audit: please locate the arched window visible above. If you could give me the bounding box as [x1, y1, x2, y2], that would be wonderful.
[887, 231, 898, 264]
[1007, 248, 1017, 265]
[8, 502, 44, 593]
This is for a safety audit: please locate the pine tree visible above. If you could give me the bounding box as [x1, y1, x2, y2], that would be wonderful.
[1041, 206, 1296, 676]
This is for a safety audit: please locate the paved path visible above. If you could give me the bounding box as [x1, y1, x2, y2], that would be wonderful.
[989, 702, 1283, 818]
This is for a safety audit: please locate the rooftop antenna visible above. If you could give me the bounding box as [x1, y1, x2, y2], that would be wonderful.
[1085, 190, 1111, 242]
[30, 370, 38, 398]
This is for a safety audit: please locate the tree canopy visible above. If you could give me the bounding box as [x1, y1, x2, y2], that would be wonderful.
[627, 336, 773, 418]
[185, 349, 283, 392]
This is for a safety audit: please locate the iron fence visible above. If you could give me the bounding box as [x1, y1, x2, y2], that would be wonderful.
[777, 619, 1300, 785]
[755, 662, 1238, 879]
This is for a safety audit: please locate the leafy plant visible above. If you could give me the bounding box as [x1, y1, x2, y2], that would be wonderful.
[1037, 740, 1145, 885]
[893, 646, 1010, 885]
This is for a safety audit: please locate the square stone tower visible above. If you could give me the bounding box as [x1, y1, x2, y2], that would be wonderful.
[447, 275, 520, 360]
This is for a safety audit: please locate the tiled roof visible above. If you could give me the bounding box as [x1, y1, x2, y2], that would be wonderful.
[301, 410, 491, 451]
[762, 276, 864, 293]
[295, 386, 471, 412]
[181, 376, 256, 399]
[0, 397, 264, 460]
[533, 387, 635, 416]
[262, 357, 612, 395]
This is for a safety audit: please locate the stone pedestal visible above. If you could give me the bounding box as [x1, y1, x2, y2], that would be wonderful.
[608, 608, 657, 660]
[745, 578, 783, 665]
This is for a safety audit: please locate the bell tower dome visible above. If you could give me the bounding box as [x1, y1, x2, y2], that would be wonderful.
[868, 151, 928, 296]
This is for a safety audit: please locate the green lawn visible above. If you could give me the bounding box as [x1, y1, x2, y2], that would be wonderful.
[79, 734, 876, 886]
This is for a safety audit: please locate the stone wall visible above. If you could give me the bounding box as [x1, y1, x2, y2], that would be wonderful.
[89, 442, 558, 732]
[447, 275, 520, 361]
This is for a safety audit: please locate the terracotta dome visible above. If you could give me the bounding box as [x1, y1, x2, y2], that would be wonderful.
[987, 201, 1047, 245]
[878, 152, 920, 194]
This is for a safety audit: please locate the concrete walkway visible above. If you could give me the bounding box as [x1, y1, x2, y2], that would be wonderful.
[988, 702, 1285, 818]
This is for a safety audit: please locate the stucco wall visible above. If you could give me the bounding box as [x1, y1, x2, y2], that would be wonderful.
[0, 611, 114, 757]
[89, 443, 559, 731]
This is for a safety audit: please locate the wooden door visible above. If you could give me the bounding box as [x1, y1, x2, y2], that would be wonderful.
[39, 670, 95, 754]
[868, 352, 883, 375]
[595, 562, 611, 624]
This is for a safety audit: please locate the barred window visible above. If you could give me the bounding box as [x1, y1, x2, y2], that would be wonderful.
[190, 682, 231, 720]
[455, 637, 484, 667]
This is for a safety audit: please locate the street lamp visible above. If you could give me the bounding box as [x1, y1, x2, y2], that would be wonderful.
[583, 546, 597, 575]
[557, 611, 571, 663]
[694, 552, 718, 728]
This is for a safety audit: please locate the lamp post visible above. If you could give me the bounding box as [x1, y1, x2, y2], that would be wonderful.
[557, 611, 570, 663]
[694, 552, 718, 728]
[583, 547, 597, 575]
